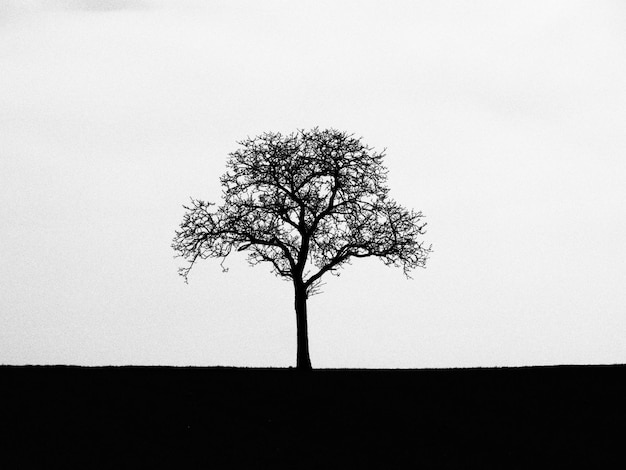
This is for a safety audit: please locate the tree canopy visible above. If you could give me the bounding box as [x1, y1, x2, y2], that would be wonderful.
[172, 128, 431, 298]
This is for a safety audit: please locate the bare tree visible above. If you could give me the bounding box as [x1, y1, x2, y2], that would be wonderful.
[172, 128, 432, 370]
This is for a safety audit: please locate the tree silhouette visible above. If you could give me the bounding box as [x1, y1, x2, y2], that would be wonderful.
[172, 128, 432, 370]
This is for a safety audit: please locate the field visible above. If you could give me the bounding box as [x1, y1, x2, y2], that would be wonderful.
[3, 365, 624, 467]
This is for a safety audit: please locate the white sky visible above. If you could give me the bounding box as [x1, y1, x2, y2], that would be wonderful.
[1, 0, 625, 367]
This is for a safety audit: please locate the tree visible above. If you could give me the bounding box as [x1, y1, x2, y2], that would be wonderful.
[172, 128, 432, 370]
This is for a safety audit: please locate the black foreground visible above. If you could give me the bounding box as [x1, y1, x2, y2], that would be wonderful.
[2, 365, 624, 467]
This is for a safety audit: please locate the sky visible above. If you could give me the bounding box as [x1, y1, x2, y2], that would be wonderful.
[1, 0, 625, 368]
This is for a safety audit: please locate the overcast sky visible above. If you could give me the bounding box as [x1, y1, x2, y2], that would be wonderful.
[1, 0, 625, 367]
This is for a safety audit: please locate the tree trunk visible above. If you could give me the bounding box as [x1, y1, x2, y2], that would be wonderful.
[294, 284, 312, 370]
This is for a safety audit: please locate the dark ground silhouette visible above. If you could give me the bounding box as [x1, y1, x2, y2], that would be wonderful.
[2, 365, 624, 467]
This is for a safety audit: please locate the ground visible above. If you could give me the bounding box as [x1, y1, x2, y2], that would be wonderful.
[2, 365, 624, 467]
